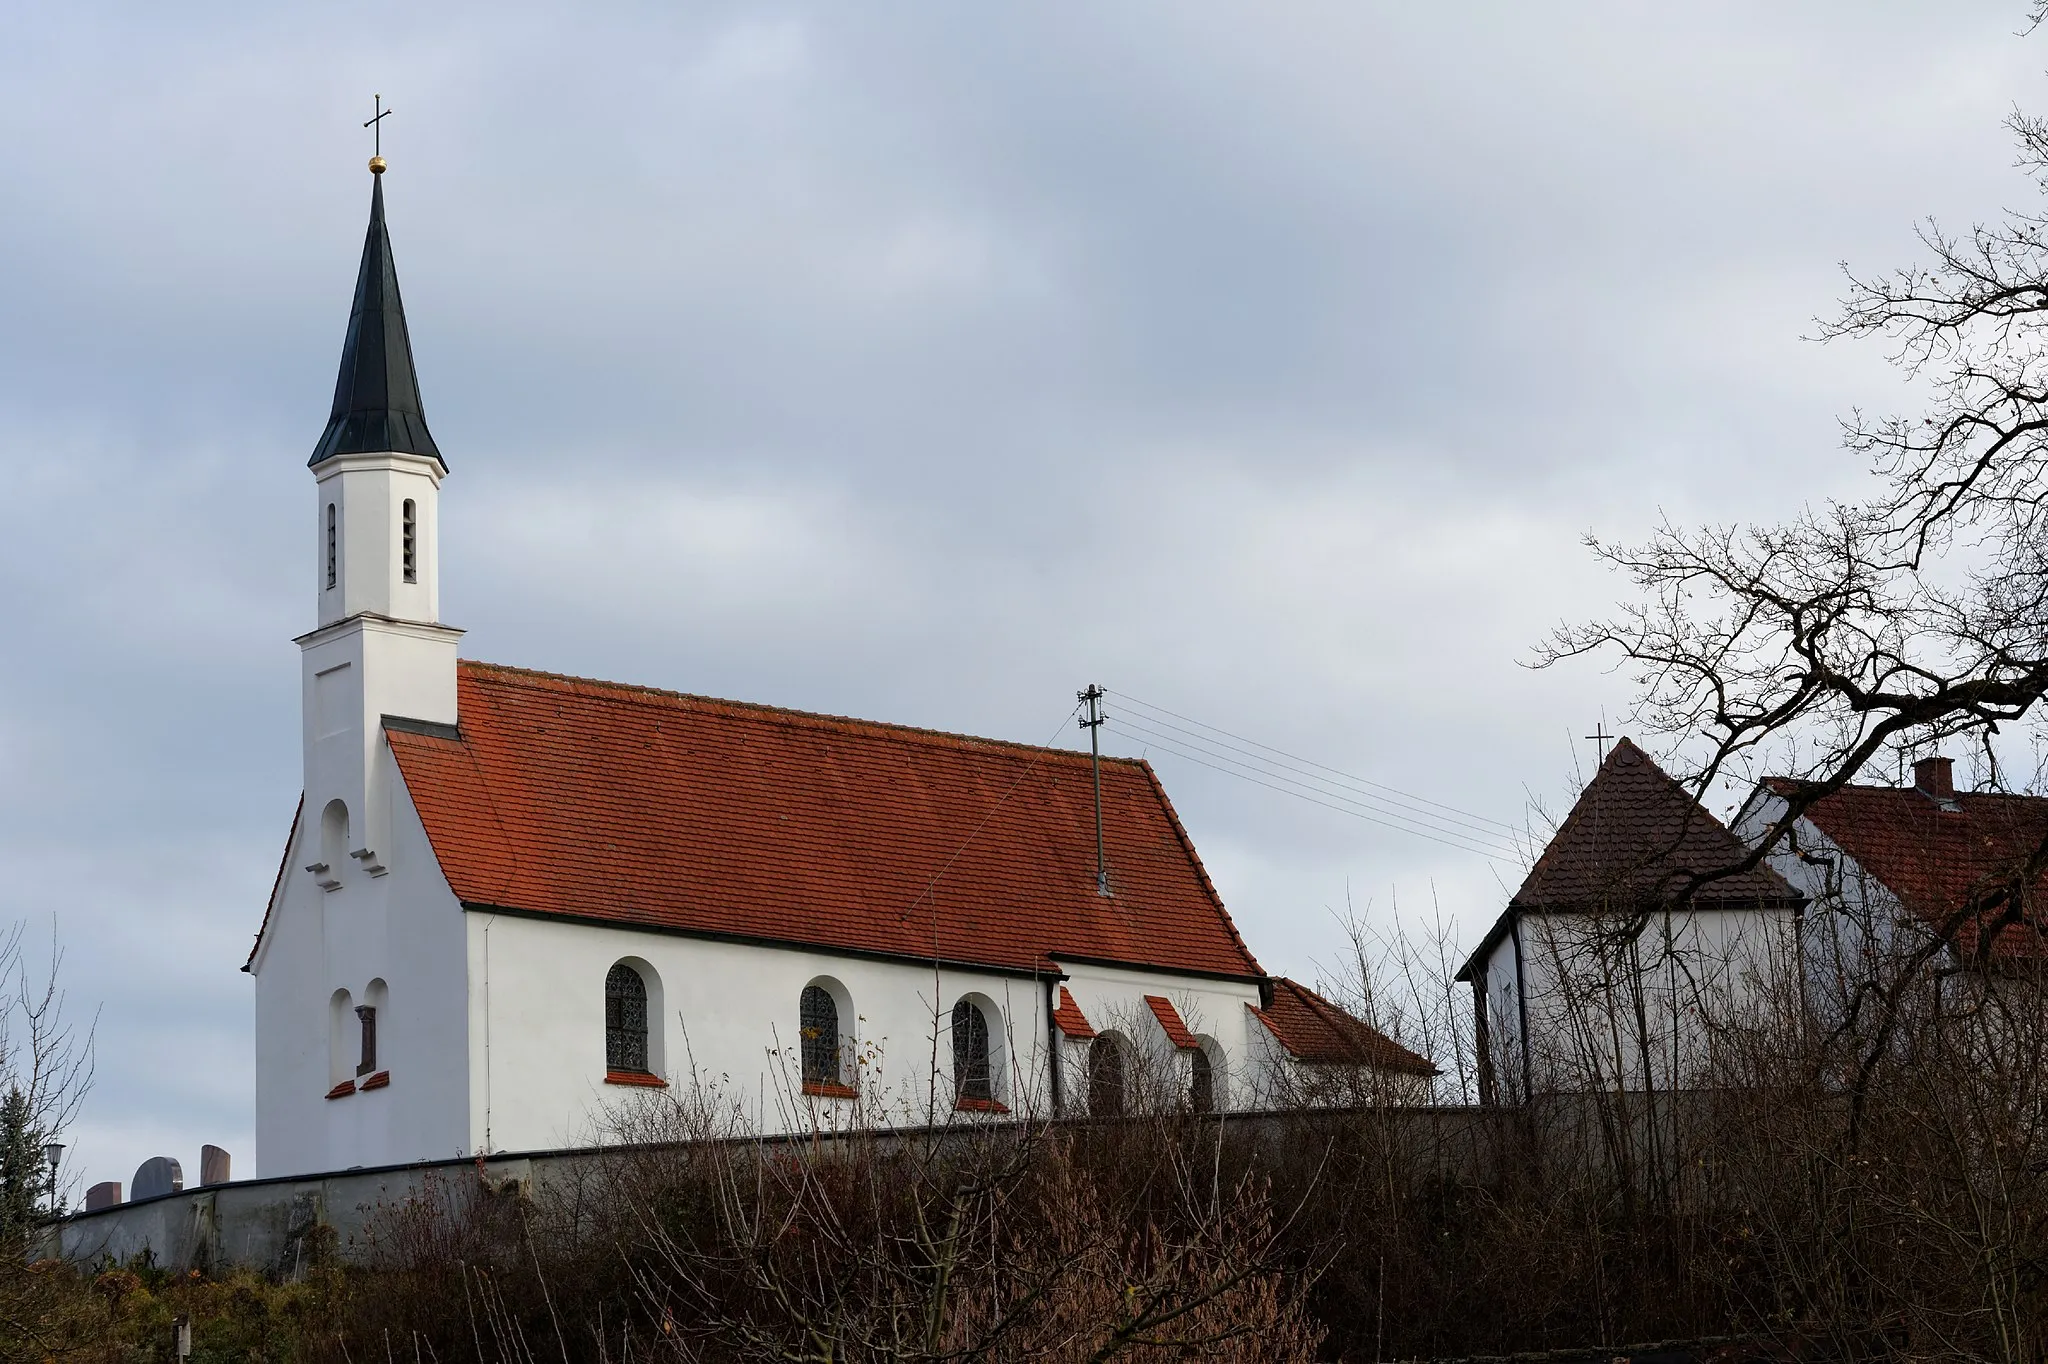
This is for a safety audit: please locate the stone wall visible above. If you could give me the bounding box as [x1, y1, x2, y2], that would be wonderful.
[35, 1105, 1519, 1274]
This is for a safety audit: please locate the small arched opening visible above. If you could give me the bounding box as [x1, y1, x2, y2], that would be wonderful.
[328, 988, 355, 1088]
[319, 799, 349, 879]
[1190, 1036, 1225, 1114]
[1089, 1033, 1129, 1118]
[358, 978, 388, 1079]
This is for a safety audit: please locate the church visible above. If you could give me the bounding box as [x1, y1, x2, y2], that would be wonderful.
[244, 161, 1433, 1179]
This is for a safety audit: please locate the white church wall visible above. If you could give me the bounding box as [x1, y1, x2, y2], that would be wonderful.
[314, 451, 443, 627]
[1051, 962, 1262, 1115]
[464, 913, 1059, 1150]
[458, 917, 1273, 1153]
[251, 770, 470, 1176]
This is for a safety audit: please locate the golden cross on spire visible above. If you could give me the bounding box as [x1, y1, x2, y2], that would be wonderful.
[364, 94, 393, 173]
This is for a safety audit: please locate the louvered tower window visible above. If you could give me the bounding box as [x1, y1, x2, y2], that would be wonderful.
[326, 503, 337, 589]
[605, 964, 649, 1074]
[800, 985, 840, 1085]
[401, 499, 417, 583]
[952, 1000, 991, 1102]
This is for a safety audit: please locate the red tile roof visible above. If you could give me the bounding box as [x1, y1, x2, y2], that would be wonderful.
[1052, 987, 1096, 1040]
[1143, 995, 1201, 1050]
[1764, 775, 2048, 958]
[1513, 739, 1798, 912]
[1248, 978, 1436, 1076]
[379, 662, 1265, 980]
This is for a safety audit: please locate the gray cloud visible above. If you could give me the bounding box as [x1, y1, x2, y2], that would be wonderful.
[0, 0, 2037, 1189]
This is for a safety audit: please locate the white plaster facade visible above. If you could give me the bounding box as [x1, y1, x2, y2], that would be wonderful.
[1730, 786, 1920, 1027]
[1465, 903, 1800, 1100]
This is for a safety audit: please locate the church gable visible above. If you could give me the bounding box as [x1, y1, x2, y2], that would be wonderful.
[383, 661, 1265, 981]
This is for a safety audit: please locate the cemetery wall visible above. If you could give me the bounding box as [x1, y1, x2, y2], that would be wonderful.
[34, 1106, 1512, 1273]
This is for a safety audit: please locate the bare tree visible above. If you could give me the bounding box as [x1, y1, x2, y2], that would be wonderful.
[1536, 92, 2048, 1129]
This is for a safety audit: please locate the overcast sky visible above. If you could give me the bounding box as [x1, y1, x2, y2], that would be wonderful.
[2, 3, 2041, 1194]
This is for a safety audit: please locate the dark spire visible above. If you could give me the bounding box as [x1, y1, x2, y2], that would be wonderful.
[310, 172, 444, 468]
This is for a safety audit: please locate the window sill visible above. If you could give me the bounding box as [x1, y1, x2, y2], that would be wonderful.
[953, 1095, 1009, 1115]
[802, 1079, 859, 1099]
[605, 1070, 668, 1088]
[325, 1081, 356, 1101]
[359, 1070, 390, 1091]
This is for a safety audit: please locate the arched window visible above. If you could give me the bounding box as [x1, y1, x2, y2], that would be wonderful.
[329, 988, 355, 1087]
[401, 499, 418, 583]
[1089, 1035, 1126, 1117]
[952, 999, 992, 1102]
[317, 799, 349, 888]
[605, 964, 650, 1074]
[800, 984, 840, 1085]
[358, 978, 389, 1078]
[326, 503, 338, 590]
[1190, 1047, 1214, 1114]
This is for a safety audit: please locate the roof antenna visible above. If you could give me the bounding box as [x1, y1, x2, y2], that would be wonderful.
[1079, 684, 1110, 896]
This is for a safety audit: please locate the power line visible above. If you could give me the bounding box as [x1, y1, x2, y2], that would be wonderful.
[1111, 688, 1525, 834]
[1105, 721, 1524, 865]
[900, 699, 1087, 925]
[1108, 712, 1525, 850]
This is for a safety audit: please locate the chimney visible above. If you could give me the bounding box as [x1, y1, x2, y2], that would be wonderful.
[1913, 755, 1955, 801]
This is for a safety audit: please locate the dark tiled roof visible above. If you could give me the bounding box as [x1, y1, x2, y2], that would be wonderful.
[381, 662, 1266, 980]
[1764, 776, 2048, 958]
[310, 173, 443, 468]
[1143, 995, 1201, 1050]
[1052, 987, 1096, 1039]
[1511, 739, 1798, 912]
[1248, 978, 1436, 1075]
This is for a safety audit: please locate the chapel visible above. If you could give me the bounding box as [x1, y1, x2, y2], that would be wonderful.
[244, 161, 1431, 1179]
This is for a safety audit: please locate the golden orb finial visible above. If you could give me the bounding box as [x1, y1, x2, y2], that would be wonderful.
[369, 155, 387, 174]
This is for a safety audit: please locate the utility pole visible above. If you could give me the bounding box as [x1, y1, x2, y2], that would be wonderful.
[1078, 684, 1110, 896]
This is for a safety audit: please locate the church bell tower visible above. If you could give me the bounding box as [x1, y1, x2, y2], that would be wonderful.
[296, 154, 461, 886]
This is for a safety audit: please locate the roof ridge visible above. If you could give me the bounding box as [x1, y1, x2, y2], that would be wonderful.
[458, 659, 1134, 769]
[1773, 774, 2048, 804]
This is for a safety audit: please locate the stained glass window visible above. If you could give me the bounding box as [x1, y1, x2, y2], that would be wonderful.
[952, 999, 991, 1102]
[605, 964, 649, 1073]
[800, 985, 840, 1084]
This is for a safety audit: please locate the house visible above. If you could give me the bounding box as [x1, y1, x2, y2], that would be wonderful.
[1246, 977, 1437, 1106]
[1457, 740, 1804, 1102]
[1733, 755, 2048, 1018]
[245, 162, 1429, 1178]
